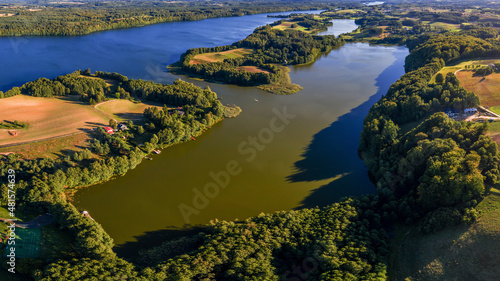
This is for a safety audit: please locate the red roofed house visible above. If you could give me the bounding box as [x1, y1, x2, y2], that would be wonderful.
[104, 126, 114, 134]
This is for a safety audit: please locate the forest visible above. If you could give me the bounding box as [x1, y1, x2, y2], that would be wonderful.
[3, 1, 500, 280]
[177, 16, 342, 89]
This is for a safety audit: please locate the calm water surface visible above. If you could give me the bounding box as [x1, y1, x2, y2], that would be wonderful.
[318, 19, 359, 37]
[1, 15, 407, 255]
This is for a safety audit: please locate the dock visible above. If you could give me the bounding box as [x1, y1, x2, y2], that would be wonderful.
[81, 211, 94, 220]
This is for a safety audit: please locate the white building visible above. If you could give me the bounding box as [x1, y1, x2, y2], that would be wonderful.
[464, 108, 477, 114]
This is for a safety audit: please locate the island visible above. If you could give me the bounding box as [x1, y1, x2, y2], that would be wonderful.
[2, 1, 500, 280]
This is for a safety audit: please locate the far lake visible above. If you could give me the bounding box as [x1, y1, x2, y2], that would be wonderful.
[0, 14, 408, 256]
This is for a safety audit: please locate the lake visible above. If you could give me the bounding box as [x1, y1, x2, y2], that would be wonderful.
[0, 14, 408, 256]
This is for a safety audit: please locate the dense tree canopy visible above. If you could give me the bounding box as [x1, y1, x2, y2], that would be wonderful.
[359, 32, 500, 224]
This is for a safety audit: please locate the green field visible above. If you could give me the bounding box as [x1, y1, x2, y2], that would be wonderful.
[456, 70, 500, 107]
[322, 9, 364, 15]
[257, 65, 302, 95]
[390, 187, 500, 281]
[189, 48, 253, 65]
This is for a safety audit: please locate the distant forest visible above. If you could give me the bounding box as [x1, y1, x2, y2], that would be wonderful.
[177, 16, 342, 90]
[0, 0, 327, 36]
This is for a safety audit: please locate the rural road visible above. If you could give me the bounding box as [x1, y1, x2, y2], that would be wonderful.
[0, 214, 53, 229]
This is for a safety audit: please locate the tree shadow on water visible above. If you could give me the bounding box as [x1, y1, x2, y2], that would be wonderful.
[289, 51, 407, 209]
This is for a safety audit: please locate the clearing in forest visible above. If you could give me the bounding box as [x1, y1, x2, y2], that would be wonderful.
[189, 48, 253, 65]
[234, 66, 271, 74]
[389, 187, 500, 281]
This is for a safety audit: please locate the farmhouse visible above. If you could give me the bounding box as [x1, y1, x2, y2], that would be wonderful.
[464, 107, 477, 114]
[104, 126, 114, 134]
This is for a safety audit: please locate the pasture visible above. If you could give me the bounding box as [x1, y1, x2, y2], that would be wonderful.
[0, 95, 109, 147]
[189, 48, 253, 65]
[431, 59, 500, 107]
[272, 21, 311, 33]
[235, 65, 271, 74]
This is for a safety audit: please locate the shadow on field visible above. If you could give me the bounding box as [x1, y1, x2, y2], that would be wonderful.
[287, 49, 407, 209]
[113, 225, 205, 263]
[115, 112, 144, 121]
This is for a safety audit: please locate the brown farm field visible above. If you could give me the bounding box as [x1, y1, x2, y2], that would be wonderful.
[456, 70, 500, 107]
[0, 96, 161, 158]
[95, 99, 163, 122]
[189, 48, 253, 65]
[235, 65, 271, 74]
[0, 94, 109, 147]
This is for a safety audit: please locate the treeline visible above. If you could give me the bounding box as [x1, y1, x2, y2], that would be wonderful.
[359, 33, 500, 228]
[0, 1, 325, 37]
[179, 18, 342, 87]
[35, 197, 392, 280]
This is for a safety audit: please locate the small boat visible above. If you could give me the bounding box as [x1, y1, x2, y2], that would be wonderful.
[143, 156, 153, 160]
[153, 149, 161, 154]
[255, 99, 259, 102]
[191, 137, 196, 140]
